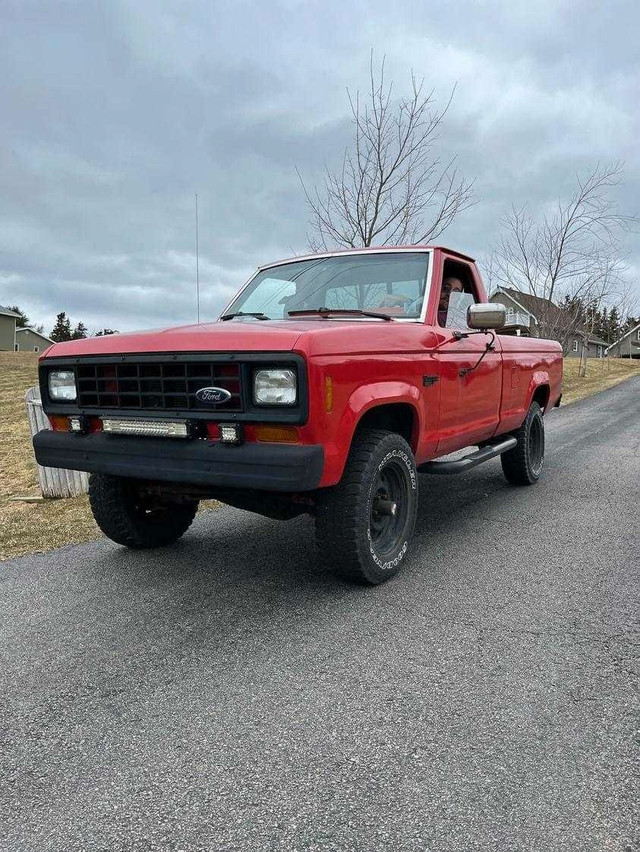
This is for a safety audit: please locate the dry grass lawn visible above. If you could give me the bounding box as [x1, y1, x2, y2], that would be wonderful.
[0, 352, 100, 561]
[1, 349, 639, 561]
[561, 357, 640, 404]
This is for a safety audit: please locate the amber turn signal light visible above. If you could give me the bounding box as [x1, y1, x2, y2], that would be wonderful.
[48, 415, 70, 432]
[324, 376, 333, 413]
[253, 425, 299, 443]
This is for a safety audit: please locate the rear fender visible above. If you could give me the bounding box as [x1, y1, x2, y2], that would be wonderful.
[526, 371, 550, 412]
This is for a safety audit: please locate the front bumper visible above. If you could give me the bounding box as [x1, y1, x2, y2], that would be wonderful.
[33, 431, 324, 492]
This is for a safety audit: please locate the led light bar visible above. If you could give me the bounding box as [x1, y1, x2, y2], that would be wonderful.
[101, 418, 189, 438]
[219, 423, 243, 444]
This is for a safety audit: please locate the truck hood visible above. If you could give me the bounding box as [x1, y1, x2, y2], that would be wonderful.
[42, 318, 436, 359]
[41, 320, 307, 358]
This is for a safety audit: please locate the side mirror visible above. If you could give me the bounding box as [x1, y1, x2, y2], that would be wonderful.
[467, 302, 506, 330]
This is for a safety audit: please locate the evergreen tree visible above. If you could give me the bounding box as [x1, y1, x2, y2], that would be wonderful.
[606, 306, 620, 343]
[50, 312, 72, 342]
[597, 307, 607, 340]
[71, 322, 88, 340]
[9, 305, 29, 328]
[622, 314, 639, 335]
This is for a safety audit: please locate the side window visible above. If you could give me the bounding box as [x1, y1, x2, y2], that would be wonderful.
[437, 261, 479, 329]
[34, 346, 39, 353]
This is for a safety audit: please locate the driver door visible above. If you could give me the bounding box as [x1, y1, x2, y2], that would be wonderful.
[433, 259, 502, 454]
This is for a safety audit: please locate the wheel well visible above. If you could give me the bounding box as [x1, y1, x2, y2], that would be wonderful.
[355, 403, 417, 449]
[532, 384, 550, 412]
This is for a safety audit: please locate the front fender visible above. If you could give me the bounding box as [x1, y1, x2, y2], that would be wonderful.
[320, 381, 422, 486]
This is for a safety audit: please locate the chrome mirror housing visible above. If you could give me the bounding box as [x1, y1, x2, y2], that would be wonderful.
[467, 302, 506, 330]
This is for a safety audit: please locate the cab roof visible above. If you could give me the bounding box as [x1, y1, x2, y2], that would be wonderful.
[258, 245, 475, 271]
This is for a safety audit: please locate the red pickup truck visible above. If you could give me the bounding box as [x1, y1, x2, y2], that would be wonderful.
[34, 246, 562, 584]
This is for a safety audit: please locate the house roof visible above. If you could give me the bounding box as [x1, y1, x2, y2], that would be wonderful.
[16, 327, 54, 344]
[490, 287, 558, 321]
[491, 289, 616, 345]
[585, 334, 609, 347]
[605, 321, 640, 351]
[0, 305, 21, 319]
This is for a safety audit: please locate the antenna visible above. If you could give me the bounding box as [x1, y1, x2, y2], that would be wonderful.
[195, 193, 200, 323]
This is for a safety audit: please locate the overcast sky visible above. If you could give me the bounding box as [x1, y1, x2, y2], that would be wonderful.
[1, 0, 638, 334]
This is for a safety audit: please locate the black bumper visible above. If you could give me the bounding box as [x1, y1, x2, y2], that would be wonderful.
[33, 431, 324, 492]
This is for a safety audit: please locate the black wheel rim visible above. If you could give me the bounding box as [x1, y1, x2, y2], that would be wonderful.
[369, 462, 410, 556]
[529, 415, 544, 474]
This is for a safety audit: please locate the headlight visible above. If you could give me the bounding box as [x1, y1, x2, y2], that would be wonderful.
[253, 369, 297, 406]
[48, 370, 77, 402]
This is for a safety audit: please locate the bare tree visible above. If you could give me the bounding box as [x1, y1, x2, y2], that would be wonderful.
[491, 162, 634, 354]
[298, 55, 475, 251]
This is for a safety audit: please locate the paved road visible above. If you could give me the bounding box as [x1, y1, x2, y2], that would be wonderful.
[1, 379, 639, 852]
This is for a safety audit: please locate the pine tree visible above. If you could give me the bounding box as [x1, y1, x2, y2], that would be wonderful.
[622, 314, 639, 335]
[50, 312, 72, 342]
[606, 306, 620, 343]
[71, 322, 88, 340]
[9, 305, 29, 328]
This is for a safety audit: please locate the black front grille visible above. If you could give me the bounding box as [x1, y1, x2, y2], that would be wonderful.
[76, 361, 242, 412]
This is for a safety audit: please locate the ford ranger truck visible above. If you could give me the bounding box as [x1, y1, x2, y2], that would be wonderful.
[34, 246, 562, 585]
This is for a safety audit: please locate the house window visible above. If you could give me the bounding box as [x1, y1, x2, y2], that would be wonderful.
[33, 346, 39, 353]
[572, 340, 578, 352]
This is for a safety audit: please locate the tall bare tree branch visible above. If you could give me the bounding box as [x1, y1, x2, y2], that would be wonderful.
[298, 53, 475, 251]
[490, 162, 634, 353]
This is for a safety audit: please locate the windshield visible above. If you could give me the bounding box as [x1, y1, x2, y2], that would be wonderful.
[224, 252, 430, 320]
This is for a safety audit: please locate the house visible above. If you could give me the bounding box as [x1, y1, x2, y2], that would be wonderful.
[565, 333, 609, 359]
[489, 287, 607, 357]
[605, 322, 640, 359]
[488, 287, 555, 337]
[15, 327, 55, 353]
[0, 306, 20, 351]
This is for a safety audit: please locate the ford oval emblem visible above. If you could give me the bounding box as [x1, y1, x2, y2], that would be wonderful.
[195, 386, 232, 405]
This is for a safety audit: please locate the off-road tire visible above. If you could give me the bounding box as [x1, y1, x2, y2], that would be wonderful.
[501, 401, 545, 486]
[88, 473, 198, 548]
[315, 429, 418, 585]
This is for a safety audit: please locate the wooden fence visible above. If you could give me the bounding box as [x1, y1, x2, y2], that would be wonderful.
[25, 386, 89, 498]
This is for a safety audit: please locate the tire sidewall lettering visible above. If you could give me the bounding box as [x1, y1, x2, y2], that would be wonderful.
[365, 443, 417, 572]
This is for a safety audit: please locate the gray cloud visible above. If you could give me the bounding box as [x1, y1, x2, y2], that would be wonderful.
[1, 0, 638, 334]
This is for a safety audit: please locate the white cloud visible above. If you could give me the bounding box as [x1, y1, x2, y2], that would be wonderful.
[0, 0, 637, 335]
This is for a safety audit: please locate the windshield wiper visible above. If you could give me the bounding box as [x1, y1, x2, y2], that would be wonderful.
[220, 312, 270, 321]
[287, 308, 393, 322]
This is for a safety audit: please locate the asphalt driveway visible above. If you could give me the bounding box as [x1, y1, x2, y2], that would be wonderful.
[1, 378, 639, 851]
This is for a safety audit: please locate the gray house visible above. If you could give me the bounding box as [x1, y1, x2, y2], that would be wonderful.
[489, 287, 608, 358]
[488, 287, 549, 337]
[605, 322, 640, 359]
[565, 333, 608, 359]
[0, 306, 20, 351]
[15, 327, 54, 352]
